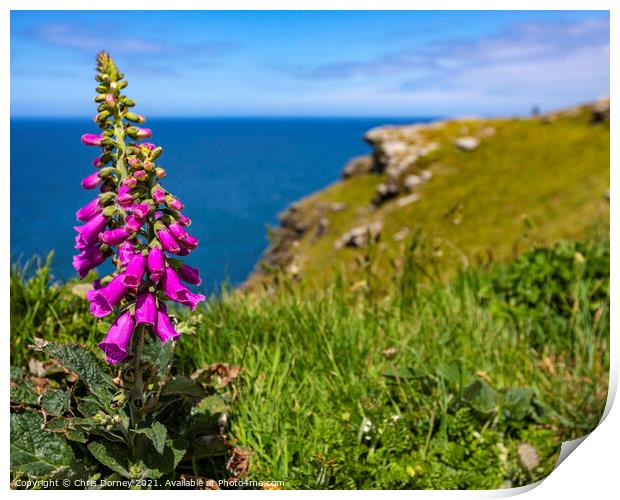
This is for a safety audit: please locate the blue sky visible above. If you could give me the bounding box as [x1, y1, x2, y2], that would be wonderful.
[11, 10, 609, 117]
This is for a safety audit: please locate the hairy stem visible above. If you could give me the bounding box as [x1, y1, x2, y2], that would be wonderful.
[129, 325, 145, 427]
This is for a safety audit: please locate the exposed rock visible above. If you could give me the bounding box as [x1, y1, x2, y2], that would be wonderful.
[287, 261, 301, 278]
[592, 97, 610, 123]
[342, 155, 373, 179]
[517, 443, 540, 471]
[364, 124, 438, 178]
[278, 205, 308, 235]
[316, 217, 330, 238]
[420, 169, 433, 181]
[480, 126, 496, 138]
[403, 175, 423, 192]
[330, 202, 348, 212]
[396, 193, 420, 207]
[372, 181, 400, 206]
[455, 136, 480, 152]
[335, 221, 383, 249]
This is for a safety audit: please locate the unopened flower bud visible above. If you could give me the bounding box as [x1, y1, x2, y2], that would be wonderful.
[93, 156, 105, 168]
[155, 167, 166, 178]
[127, 157, 142, 168]
[99, 191, 116, 203]
[151, 146, 163, 160]
[125, 112, 145, 123]
[104, 94, 115, 107]
[94, 110, 111, 123]
[122, 177, 138, 189]
[166, 195, 184, 210]
[123, 98, 136, 107]
[81, 171, 102, 190]
[101, 205, 117, 217]
[98, 166, 117, 177]
[177, 213, 192, 226]
[152, 187, 166, 204]
[81, 133, 104, 146]
[127, 126, 152, 140]
[134, 170, 147, 181]
[143, 161, 154, 171]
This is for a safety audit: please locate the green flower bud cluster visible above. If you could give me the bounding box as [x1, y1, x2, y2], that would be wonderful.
[93, 411, 122, 431]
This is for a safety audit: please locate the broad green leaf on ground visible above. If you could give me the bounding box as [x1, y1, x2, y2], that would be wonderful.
[10, 410, 78, 478]
[31, 338, 115, 404]
[87, 441, 131, 478]
[133, 421, 168, 455]
[462, 379, 497, 417]
[502, 387, 536, 422]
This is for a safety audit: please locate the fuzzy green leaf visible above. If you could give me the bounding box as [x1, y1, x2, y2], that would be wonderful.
[462, 379, 497, 417]
[41, 389, 70, 417]
[31, 338, 115, 404]
[502, 387, 535, 421]
[161, 376, 206, 400]
[10, 378, 39, 406]
[10, 410, 78, 478]
[87, 441, 131, 478]
[134, 421, 168, 455]
[142, 336, 174, 377]
[141, 438, 188, 479]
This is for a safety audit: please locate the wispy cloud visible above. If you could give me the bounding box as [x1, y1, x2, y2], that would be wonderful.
[22, 23, 240, 58]
[279, 17, 609, 85]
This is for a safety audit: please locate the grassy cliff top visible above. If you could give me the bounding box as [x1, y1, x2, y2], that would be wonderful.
[245, 100, 609, 293]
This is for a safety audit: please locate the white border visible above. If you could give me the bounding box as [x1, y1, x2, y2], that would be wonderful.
[2, 2, 616, 498]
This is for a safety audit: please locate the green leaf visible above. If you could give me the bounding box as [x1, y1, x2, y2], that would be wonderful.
[31, 338, 115, 405]
[502, 387, 535, 421]
[41, 389, 70, 417]
[10, 410, 78, 478]
[87, 441, 131, 478]
[161, 376, 206, 400]
[142, 336, 174, 377]
[188, 434, 229, 459]
[141, 439, 188, 479]
[462, 379, 497, 417]
[134, 421, 167, 455]
[77, 395, 105, 418]
[10, 378, 39, 406]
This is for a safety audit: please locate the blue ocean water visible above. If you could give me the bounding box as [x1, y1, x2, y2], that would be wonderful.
[10, 118, 429, 291]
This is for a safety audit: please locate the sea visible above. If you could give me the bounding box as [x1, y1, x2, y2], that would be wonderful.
[10, 117, 431, 292]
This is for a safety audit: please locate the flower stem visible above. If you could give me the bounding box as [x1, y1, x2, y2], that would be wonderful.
[129, 324, 145, 428]
[114, 120, 128, 180]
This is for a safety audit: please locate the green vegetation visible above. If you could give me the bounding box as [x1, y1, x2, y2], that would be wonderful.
[11, 237, 609, 489]
[247, 105, 609, 292]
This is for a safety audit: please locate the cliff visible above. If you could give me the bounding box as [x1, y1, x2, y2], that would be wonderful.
[244, 99, 610, 293]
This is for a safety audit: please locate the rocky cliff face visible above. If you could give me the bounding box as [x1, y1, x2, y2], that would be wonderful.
[243, 98, 610, 292]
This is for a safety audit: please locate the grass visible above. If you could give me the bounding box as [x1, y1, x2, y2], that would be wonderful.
[248, 105, 609, 292]
[10, 237, 610, 489]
